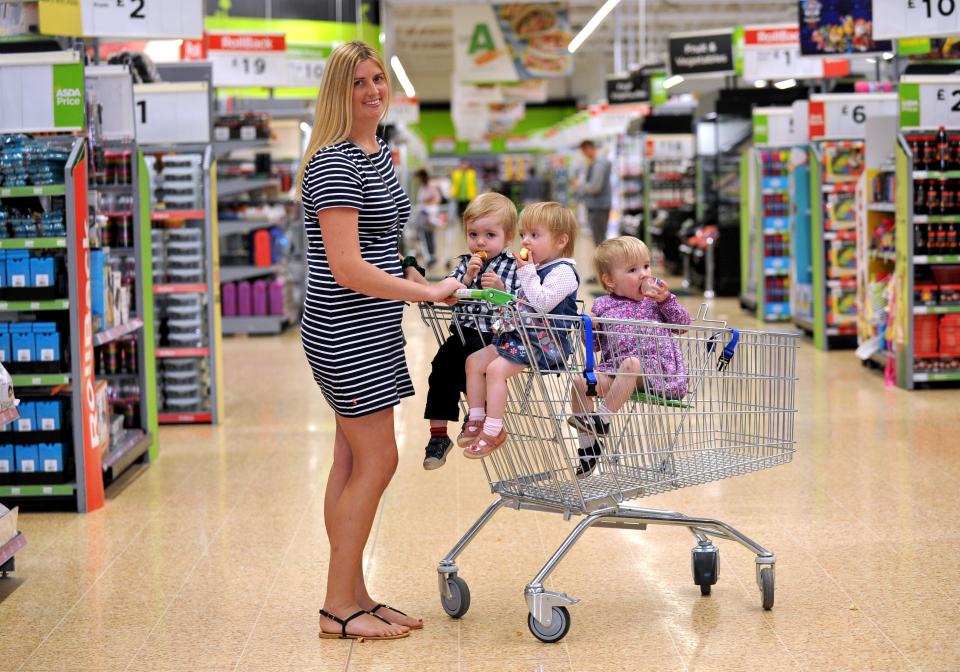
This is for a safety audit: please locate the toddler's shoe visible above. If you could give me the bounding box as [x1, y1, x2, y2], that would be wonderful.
[566, 413, 610, 436]
[463, 429, 507, 459]
[575, 440, 603, 479]
[423, 435, 453, 470]
[456, 417, 485, 447]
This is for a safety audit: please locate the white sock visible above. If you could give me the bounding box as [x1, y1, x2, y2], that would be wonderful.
[482, 417, 504, 436]
[596, 404, 613, 422]
[578, 433, 594, 449]
[469, 407, 485, 421]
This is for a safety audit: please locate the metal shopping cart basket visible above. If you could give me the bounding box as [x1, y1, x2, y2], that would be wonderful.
[419, 289, 798, 643]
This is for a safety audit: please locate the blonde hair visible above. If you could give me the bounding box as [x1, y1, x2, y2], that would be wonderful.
[594, 236, 651, 292]
[295, 41, 390, 200]
[462, 192, 518, 241]
[519, 202, 577, 257]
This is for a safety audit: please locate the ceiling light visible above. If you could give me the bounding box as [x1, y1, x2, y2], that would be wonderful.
[299, 122, 311, 134]
[663, 75, 684, 89]
[866, 57, 877, 64]
[882, 52, 895, 60]
[568, 0, 622, 54]
[379, 32, 385, 44]
[774, 78, 797, 90]
[754, 80, 768, 88]
[390, 55, 416, 98]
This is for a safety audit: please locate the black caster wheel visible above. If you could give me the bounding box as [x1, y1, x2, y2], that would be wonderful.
[692, 547, 719, 596]
[528, 606, 571, 643]
[760, 567, 775, 610]
[440, 575, 471, 619]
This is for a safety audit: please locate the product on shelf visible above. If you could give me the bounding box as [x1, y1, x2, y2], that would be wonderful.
[0, 135, 70, 187]
[907, 130, 960, 172]
[213, 112, 271, 142]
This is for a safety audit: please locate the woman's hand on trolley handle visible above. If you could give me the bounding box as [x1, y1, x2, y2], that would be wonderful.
[430, 277, 465, 305]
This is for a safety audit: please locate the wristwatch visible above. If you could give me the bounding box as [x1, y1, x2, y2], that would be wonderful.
[401, 255, 426, 277]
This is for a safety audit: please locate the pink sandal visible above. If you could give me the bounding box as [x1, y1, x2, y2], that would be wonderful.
[456, 417, 485, 447]
[463, 429, 507, 459]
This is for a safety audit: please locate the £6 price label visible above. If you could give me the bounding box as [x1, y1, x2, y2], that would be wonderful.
[207, 32, 287, 88]
[872, 0, 960, 40]
[810, 94, 898, 139]
[85, 0, 203, 39]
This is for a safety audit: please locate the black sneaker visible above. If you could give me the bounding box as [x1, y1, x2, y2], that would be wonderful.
[575, 441, 603, 479]
[566, 414, 610, 436]
[423, 436, 453, 470]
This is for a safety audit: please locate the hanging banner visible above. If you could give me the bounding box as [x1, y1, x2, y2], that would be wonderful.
[285, 43, 327, 88]
[808, 93, 898, 139]
[667, 29, 736, 77]
[740, 24, 850, 81]
[0, 51, 84, 133]
[38, 0, 203, 39]
[502, 79, 548, 102]
[453, 3, 573, 83]
[605, 71, 649, 104]
[133, 82, 210, 145]
[798, 0, 893, 56]
[899, 75, 960, 129]
[85, 64, 136, 141]
[873, 0, 960, 40]
[206, 31, 287, 88]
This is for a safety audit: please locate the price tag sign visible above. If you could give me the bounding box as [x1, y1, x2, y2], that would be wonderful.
[85, 64, 135, 141]
[753, 107, 795, 146]
[0, 51, 84, 133]
[286, 43, 327, 88]
[900, 76, 960, 129]
[208, 32, 287, 88]
[872, 0, 960, 40]
[38, 0, 202, 39]
[809, 93, 898, 139]
[740, 24, 850, 81]
[387, 95, 419, 125]
[133, 82, 210, 145]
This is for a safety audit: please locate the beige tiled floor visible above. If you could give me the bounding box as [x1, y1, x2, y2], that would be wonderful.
[2, 289, 959, 671]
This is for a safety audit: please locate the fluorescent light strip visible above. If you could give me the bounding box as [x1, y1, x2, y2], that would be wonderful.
[390, 55, 416, 98]
[568, 0, 622, 54]
[663, 75, 684, 89]
[774, 78, 797, 89]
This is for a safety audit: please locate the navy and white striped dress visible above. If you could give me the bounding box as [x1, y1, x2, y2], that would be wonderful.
[300, 138, 413, 417]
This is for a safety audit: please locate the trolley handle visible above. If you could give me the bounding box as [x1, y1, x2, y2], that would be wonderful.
[453, 288, 516, 306]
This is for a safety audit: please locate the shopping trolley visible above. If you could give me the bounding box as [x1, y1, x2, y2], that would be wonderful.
[419, 289, 798, 643]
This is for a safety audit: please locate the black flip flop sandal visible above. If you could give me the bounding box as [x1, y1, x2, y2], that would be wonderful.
[318, 608, 409, 640]
[370, 603, 424, 630]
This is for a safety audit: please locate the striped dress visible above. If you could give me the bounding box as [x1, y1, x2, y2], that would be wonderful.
[300, 138, 413, 417]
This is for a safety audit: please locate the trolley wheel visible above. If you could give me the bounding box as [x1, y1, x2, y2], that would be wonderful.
[527, 606, 571, 643]
[441, 575, 471, 619]
[760, 567, 775, 610]
[692, 549, 719, 596]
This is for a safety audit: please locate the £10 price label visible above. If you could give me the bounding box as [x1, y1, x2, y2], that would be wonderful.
[873, 0, 960, 40]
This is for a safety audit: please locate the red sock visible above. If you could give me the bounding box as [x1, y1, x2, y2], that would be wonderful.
[430, 426, 448, 438]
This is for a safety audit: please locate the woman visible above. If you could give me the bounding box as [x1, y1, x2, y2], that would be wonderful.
[412, 168, 442, 268]
[295, 41, 463, 641]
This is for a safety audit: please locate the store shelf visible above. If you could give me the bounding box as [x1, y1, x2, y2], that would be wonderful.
[0, 184, 65, 198]
[0, 238, 67, 249]
[912, 214, 960, 224]
[214, 138, 271, 156]
[218, 220, 276, 237]
[740, 292, 757, 310]
[93, 317, 144, 347]
[217, 178, 278, 198]
[0, 531, 26, 568]
[822, 182, 857, 193]
[868, 203, 896, 213]
[151, 210, 206, 222]
[914, 371, 960, 382]
[10, 373, 70, 387]
[869, 250, 897, 262]
[102, 430, 151, 476]
[913, 170, 960, 179]
[0, 299, 69, 311]
[222, 314, 290, 335]
[913, 305, 960, 315]
[90, 183, 133, 192]
[220, 264, 279, 283]
[914, 255, 960, 264]
[159, 412, 212, 424]
[0, 483, 75, 497]
[153, 283, 208, 294]
[795, 314, 815, 332]
[0, 406, 20, 427]
[156, 347, 209, 359]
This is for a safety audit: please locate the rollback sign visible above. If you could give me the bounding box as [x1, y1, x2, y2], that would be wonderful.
[668, 30, 735, 77]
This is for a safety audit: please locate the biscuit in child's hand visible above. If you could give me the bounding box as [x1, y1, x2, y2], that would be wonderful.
[519, 248, 529, 260]
[477, 251, 488, 261]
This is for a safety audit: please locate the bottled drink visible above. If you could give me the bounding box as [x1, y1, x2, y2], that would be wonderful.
[927, 180, 940, 215]
[938, 126, 949, 172]
[946, 223, 958, 253]
[931, 223, 944, 252]
[942, 180, 956, 215]
[916, 223, 926, 254]
[915, 180, 926, 214]
[924, 137, 938, 170]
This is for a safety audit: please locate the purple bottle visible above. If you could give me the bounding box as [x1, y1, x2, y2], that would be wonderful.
[222, 282, 238, 317]
[237, 280, 252, 316]
[268, 277, 285, 316]
[252, 279, 268, 316]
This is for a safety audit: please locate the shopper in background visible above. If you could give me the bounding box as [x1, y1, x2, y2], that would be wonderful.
[520, 165, 551, 206]
[450, 158, 478, 222]
[295, 40, 463, 642]
[577, 139, 613, 249]
[413, 168, 443, 269]
[422, 192, 519, 470]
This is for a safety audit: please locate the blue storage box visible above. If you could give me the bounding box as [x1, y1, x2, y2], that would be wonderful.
[33, 322, 59, 362]
[30, 256, 56, 288]
[0, 250, 6, 289]
[15, 444, 38, 473]
[10, 323, 34, 362]
[0, 444, 13, 473]
[38, 442, 63, 472]
[90, 249, 106, 324]
[6, 250, 30, 287]
[0, 323, 9, 362]
[16, 400, 35, 432]
[35, 400, 60, 431]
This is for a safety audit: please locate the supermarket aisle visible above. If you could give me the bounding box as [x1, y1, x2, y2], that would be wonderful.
[2, 294, 960, 672]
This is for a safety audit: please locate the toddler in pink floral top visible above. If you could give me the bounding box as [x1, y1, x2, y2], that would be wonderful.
[567, 236, 691, 477]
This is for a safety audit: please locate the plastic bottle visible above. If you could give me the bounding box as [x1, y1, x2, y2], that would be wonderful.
[237, 281, 252, 316]
[938, 126, 949, 172]
[222, 281, 237, 316]
[253, 230, 271, 267]
[252, 280, 268, 316]
[268, 278, 285, 316]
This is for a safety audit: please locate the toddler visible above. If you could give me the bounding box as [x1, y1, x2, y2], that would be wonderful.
[568, 236, 691, 477]
[459, 202, 580, 459]
[422, 192, 519, 470]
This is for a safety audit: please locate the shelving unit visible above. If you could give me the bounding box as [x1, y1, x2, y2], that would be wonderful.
[642, 127, 695, 274]
[616, 125, 644, 238]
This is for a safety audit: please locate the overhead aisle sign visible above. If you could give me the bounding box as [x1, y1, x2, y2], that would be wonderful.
[899, 75, 960, 129]
[808, 93, 898, 140]
[38, 0, 203, 38]
[133, 82, 210, 145]
[872, 0, 960, 40]
[740, 24, 850, 81]
[0, 51, 84, 133]
[668, 29, 736, 77]
[206, 32, 287, 88]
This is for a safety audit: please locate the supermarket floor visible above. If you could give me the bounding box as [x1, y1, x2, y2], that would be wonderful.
[3, 289, 960, 671]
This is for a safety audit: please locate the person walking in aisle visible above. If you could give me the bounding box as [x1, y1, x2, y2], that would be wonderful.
[451, 158, 478, 222]
[577, 139, 613, 249]
[413, 168, 443, 269]
[295, 41, 463, 641]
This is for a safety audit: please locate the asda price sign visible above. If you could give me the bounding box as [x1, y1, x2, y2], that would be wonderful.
[0, 51, 84, 133]
[900, 75, 960, 129]
[207, 32, 287, 88]
[38, 0, 203, 39]
[808, 93, 898, 139]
